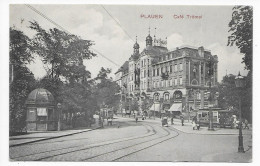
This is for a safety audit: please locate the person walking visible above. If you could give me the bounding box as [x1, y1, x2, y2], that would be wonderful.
[181, 116, 184, 126]
[197, 120, 200, 130]
[171, 116, 174, 125]
[135, 117, 138, 123]
[244, 119, 249, 129]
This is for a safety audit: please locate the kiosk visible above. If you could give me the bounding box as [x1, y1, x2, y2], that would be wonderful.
[26, 88, 57, 131]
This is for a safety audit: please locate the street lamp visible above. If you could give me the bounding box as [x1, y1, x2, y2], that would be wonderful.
[207, 56, 215, 131]
[235, 72, 245, 153]
[57, 103, 62, 131]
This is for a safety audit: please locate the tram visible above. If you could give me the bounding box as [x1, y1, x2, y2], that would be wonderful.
[196, 108, 236, 128]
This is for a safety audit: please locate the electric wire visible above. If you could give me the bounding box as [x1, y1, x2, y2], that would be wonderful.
[101, 5, 135, 43]
[25, 4, 120, 67]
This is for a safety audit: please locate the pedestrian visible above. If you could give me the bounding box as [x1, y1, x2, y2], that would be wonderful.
[197, 120, 200, 130]
[135, 117, 138, 123]
[181, 116, 184, 126]
[192, 119, 196, 130]
[244, 119, 249, 129]
[171, 117, 174, 125]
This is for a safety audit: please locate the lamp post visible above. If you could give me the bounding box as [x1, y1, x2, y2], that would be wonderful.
[207, 56, 215, 131]
[235, 72, 245, 153]
[208, 91, 214, 131]
[57, 103, 62, 131]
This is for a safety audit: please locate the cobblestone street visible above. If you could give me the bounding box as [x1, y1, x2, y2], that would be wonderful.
[9, 117, 252, 162]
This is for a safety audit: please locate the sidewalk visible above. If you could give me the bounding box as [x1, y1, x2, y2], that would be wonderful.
[9, 125, 100, 147]
[169, 118, 252, 135]
[119, 115, 252, 135]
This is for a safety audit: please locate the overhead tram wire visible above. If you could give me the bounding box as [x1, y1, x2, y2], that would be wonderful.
[25, 4, 120, 67]
[101, 5, 135, 43]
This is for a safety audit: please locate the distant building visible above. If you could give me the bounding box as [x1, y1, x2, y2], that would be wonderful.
[115, 29, 218, 116]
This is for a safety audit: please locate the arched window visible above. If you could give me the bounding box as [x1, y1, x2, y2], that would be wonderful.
[174, 91, 183, 99]
[191, 79, 199, 85]
[164, 92, 170, 100]
[154, 93, 160, 101]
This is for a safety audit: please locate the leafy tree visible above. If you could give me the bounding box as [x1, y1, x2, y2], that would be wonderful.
[218, 74, 252, 122]
[9, 28, 36, 133]
[130, 98, 139, 113]
[218, 74, 239, 111]
[227, 6, 253, 72]
[94, 68, 120, 110]
[227, 6, 252, 122]
[29, 21, 96, 81]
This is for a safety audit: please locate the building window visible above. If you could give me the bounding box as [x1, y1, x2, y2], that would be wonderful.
[165, 80, 168, 87]
[174, 78, 177, 86]
[170, 65, 172, 73]
[153, 69, 155, 76]
[170, 79, 173, 86]
[164, 93, 170, 100]
[154, 93, 160, 101]
[161, 67, 163, 74]
[144, 70, 146, 78]
[157, 68, 160, 76]
[148, 70, 150, 77]
[175, 64, 177, 72]
[161, 80, 163, 87]
[180, 63, 183, 71]
[180, 77, 183, 85]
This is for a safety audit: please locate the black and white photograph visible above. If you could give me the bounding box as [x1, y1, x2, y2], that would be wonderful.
[2, 0, 259, 164]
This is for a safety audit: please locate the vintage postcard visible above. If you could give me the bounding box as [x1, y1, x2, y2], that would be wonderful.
[7, 2, 254, 163]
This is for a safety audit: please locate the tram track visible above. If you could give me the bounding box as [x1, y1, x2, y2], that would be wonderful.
[11, 121, 180, 162]
[11, 123, 156, 161]
[82, 123, 180, 161]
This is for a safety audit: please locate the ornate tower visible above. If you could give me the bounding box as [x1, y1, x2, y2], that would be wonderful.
[146, 27, 153, 46]
[133, 36, 140, 54]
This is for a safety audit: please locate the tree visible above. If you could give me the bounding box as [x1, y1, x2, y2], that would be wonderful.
[94, 68, 120, 110]
[227, 6, 253, 72]
[29, 21, 96, 81]
[218, 74, 252, 122]
[9, 28, 36, 133]
[218, 74, 239, 111]
[227, 6, 252, 122]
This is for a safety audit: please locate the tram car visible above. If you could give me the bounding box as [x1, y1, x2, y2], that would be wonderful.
[100, 108, 114, 119]
[196, 108, 236, 128]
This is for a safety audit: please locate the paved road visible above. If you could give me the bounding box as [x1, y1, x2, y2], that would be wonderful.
[10, 117, 252, 162]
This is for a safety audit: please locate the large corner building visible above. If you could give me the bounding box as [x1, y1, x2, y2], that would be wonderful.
[115, 29, 218, 117]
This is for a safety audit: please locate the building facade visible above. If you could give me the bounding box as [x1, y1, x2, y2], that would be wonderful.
[115, 30, 218, 116]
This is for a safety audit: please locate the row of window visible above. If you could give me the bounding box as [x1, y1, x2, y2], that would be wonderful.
[153, 78, 183, 88]
[153, 63, 183, 76]
[141, 59, 150, 67]
[128, 77, 183, 91]
[130, 59, 151, 71]
[158, 52, 182, 62]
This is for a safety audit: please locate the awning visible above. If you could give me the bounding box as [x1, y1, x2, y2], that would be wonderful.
[168, 103, 182, 112]
[150, 103, 160, 112]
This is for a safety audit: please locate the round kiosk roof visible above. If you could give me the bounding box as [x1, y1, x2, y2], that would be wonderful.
[26, 88, 55, 106]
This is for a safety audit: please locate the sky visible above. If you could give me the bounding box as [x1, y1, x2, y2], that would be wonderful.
[9, 4, 249, 81]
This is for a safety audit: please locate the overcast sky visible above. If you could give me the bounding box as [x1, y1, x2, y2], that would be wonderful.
[10, 4, 249, 81]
